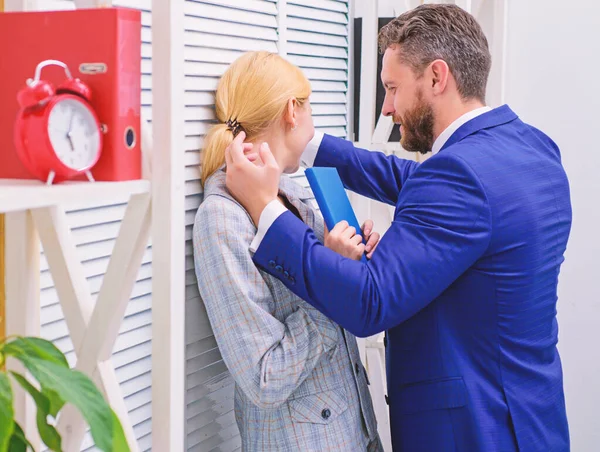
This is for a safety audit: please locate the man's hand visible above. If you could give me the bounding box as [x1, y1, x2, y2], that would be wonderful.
[225, 131, 281, 225]
[324, 219, 380, 260]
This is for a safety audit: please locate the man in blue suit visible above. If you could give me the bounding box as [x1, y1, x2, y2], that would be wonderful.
[224, 4, 571, 451]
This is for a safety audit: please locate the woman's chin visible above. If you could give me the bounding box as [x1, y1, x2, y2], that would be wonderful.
[283, 164, 300, 174]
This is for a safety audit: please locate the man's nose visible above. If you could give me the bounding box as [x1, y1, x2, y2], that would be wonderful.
[382, 96, 395, 117]
[382, 105, 395, 117]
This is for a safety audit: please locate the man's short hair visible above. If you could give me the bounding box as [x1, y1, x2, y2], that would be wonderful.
[378, 4, 492, 102]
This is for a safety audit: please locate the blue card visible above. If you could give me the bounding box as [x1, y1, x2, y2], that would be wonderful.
[305, 167, 368, 263]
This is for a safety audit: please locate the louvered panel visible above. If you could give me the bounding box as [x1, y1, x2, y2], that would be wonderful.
[82, 415, 152, 451]
[40, 247, 153, 290]
[185, 1, 277, 27]
[290, 0, 348, 12]
[288, 29, 348, 48]
[311, 79, 348, 91]
[187, 32, 278, 52]
[287, 16, 348, 36]
[287, 0, 349, 142]
[142, 105, 217, 122]
[43, 303, 152, 351]
[33, 0, 154, 450]
[188, 419, 239, 452]
[183, 1, 279, 449]
[186, 297, 213, 345]
[40, 239, 153, 272]
[287, 3, 347, 24]
[303, 67, 348, 82]
[187, 410, 237, 449]
[186, 384, 234, 423]
[113, 339, 152, 369]
[289, 54, 348, 70]
[185, 16, 277, 41]
[185, 150, 202, 166]
[288, 41, 348, 59]
[40, 264, 152, 310]
[41, 291, 151, 331]
[186, 179, 203, 197]
[184, 46, 245, 65]
[312, 103, 347, 115]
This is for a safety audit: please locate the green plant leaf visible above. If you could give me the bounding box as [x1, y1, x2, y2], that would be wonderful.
[3, 337, 68, 369]
[0, 372, 15, 452]
[111, 410, 130, 452]
[12, 356, 114, 452]
[9, 421, 35, 452]
[4, 337, 68, 415]
[10, 372, 61, 451]
[43, 388, 64, 418]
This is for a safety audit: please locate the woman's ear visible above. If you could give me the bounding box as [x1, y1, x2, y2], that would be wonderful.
[285, 98, 298, 128]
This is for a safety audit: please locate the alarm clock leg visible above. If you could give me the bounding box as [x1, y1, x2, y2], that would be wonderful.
[46, 171, 56, 186]
[85, 170, 95, 182]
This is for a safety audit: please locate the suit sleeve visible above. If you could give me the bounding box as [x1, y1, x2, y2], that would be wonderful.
[252, 153, 492, 337]
[313, 134, 420, 205]
[193, 197, 340, 408]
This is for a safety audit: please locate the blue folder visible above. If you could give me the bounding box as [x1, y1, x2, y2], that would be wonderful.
[305, 167, 368, 263]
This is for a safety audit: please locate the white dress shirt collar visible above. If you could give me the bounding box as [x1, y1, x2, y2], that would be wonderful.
[431, 106, 492, 155]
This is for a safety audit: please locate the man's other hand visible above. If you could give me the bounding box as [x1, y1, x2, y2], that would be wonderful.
[225, 131, 281, 225]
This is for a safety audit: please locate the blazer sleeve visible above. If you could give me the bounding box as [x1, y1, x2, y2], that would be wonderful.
[253, 152, 493, 337]
[314, 133, 421, 205]
[193, 196, 340, 409]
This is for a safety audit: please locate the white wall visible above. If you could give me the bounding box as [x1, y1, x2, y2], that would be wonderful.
[504, 1, 600, 450]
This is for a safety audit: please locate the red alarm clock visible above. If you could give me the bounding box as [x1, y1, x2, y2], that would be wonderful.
[14, 59, 103, 184]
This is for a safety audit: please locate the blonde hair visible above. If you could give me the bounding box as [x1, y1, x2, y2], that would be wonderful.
[201, 51, 312, 185]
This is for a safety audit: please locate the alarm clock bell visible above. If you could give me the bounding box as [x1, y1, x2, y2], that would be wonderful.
[14, 59, 103, 185]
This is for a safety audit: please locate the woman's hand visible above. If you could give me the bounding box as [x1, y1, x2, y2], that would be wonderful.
[324, 219, 380, 260]
[361, 219, 381, 259]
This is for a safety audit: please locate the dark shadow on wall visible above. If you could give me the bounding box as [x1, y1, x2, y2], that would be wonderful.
[353, 17, 401, 143]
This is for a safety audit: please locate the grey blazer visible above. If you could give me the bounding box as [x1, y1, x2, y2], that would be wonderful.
[193, 168, 381, 451]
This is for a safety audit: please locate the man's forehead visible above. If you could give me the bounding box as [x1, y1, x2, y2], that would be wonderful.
[381, 48, 403, 82]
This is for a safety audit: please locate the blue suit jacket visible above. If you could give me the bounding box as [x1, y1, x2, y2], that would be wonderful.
[252, 105, 571, 451]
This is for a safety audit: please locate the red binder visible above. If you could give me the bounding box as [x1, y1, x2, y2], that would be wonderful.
[0, 7, 142, 181]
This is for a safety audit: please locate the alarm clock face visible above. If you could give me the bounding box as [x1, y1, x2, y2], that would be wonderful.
[47, 97, 101, 170]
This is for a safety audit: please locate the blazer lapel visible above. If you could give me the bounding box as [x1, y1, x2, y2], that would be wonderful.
[440, 104, 519, 153]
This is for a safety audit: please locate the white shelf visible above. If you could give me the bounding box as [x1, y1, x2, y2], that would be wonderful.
[0, 179, 151, 213]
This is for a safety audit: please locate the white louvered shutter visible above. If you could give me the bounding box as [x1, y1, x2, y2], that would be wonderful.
[285, 0, 350, 195]
[34, 0, 154, 450]
[183, 2, 278, 451]
[287, 0, 350, 139]
[183, 1, 351, 450]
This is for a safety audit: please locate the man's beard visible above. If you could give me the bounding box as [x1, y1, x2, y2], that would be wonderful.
[394, 90, 435, 155]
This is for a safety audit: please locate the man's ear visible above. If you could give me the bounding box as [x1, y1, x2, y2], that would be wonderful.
[430, 59, 450, 95]
[284, 98, 297, 127]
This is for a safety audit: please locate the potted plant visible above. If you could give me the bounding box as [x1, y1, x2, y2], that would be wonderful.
[0, 336, 129, 451]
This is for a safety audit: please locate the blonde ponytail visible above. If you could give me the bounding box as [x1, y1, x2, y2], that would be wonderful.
[201, 51, 311, 186]
[201, 123, 233, 185]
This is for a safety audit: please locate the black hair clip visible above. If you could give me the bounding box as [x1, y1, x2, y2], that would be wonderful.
[226, 118, 245, 137]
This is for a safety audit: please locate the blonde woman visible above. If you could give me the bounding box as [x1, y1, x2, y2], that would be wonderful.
[193, 51, 382, 451]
